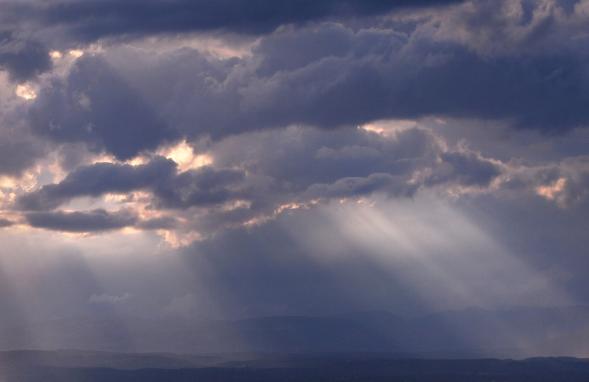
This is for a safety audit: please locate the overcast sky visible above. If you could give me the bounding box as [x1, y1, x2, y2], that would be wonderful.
[0, 0, 589, 352]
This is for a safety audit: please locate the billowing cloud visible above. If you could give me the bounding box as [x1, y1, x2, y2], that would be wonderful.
[15, 124, 503, 234]
[24, 12, 588, 164]
[28, 57, 178, 160]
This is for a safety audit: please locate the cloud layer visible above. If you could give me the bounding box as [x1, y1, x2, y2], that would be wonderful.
[0, 0, 588, 352]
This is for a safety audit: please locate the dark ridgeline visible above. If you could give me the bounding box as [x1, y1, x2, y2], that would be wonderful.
[1, 351, 589, 382]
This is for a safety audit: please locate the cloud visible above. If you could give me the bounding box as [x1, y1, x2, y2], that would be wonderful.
[0, 218, 14, 228]
[0, 32, 51, 81]
[28, 57, 179, 160]
[17, 157, 177, 210]
[136, 216, 178, 230]
[14, 123, 504, 234]
[1, 0, 589, 357]
[305, 173, 417, 200]
[17, 156, 245, 212]
[25, 209, 137, 232]
[426, 151, 502, 187]
[0, 130, 45, 176]
[496, 155, 589, 207]
[238, 30, 589, 133]
[153, 166, 245, 209]
[16, 1, 589, 165]
[0, 0, 462, 43]
[70, 20, 589, 152]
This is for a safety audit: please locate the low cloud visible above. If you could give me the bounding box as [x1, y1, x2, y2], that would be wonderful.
[25, 209, 137, 232]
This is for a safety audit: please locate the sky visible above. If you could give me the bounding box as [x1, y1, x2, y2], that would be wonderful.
[0, 0, 589, 354]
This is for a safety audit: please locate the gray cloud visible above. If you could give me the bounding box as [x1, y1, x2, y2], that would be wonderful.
[17, 1, 589, 164]
[0, 32, 51, 81]
[0, 130, 45, 176]
[89, 19, 589, 150]
[28, 57, 179, 160]
[0, 218, 14, 228]
[153, 167, 245, 209]
[17, 157, 177, 210]
[175, 126, 504, 235]
[17, 156, 246, 212]
[305, 173, 417, 200]
[2, 0, 589, 357]
[0, 0, 462, 42]
[15, 124, 504, 234]
[25, 209, 137, 232]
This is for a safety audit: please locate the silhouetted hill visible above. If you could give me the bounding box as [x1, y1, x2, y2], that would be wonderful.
[1, 351, 589, 382]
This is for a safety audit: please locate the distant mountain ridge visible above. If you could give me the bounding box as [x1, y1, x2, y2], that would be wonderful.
[1, 351, 589, 382]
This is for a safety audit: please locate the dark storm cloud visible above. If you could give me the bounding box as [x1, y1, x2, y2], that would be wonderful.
[239, 36, 589, 133]
[17, 0, 589, 164]
[0, 0, 462, 42]
[28, 57, 178, 160]
[25, 209, 137, 232]
[0, 32, 51, 81]
[23, 207, 180, 233]
[75, 20, 589, 159]
[17, 156, 245, 211]
[17, 157, 177, 210]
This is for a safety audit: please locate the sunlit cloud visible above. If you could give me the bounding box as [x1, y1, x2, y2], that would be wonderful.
[359, 119, 419, 137]
[69, 49, 84, 58]
[49, 50, 63, 60]
[158, 140, 213, 171]
[15, 83, 37, 100]
[536, 177, 567, 203]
